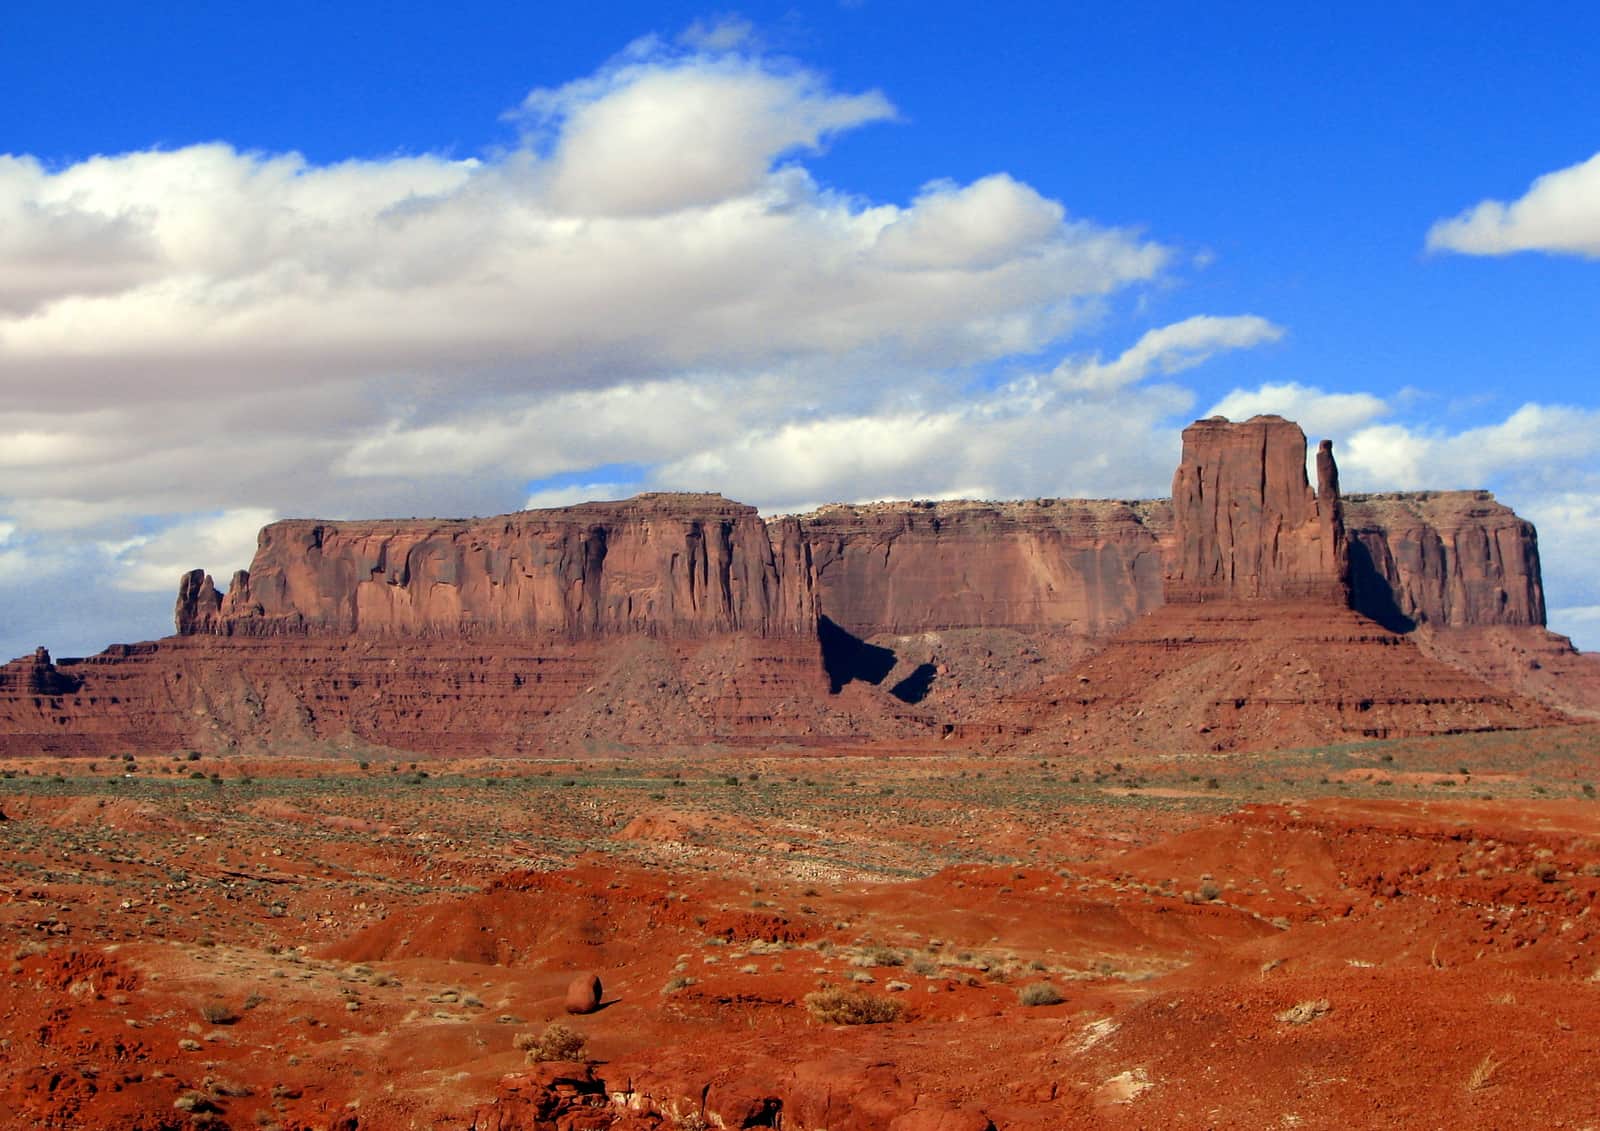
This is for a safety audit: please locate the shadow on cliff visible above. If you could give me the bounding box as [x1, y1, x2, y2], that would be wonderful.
[1348, 541, 1417, 634]
[818, 617, 935, 704]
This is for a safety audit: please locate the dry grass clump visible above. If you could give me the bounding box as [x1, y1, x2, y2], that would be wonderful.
[1275, 998, 1331, 1025]
[516, 1022, 588, 1063]
[804, 987, 903, 1025]
[198, 1001, 240, 1026]
[1467, 1051, 1502, 1091]
[850, 945, 905, 968]
[1017, 982, 1064, 1006]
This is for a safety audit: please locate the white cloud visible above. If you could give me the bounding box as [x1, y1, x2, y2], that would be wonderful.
[677, 16, 758, 53]
[873, 175, 1067, 271]
[1338, 403, 1600, 491]
[0, 522, 27, 584]
[105, 509, 276, 593]
[1207, 381, 1390, 441]
[1427, 151, 1600, 258]
[1061, 315, 1284, 394]
[1553, 605, 1600, 632]
[523, 482, 638, 510]
[520, 58, 895, 216]
[0, 29, 1272, 658]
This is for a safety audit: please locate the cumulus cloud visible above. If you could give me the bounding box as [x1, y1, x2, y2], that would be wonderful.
[105, 509, 277, 593]
[1059, 315, 1283, 394]
[1206, 381, 1389, 440]
[0, 28, 1276, 658]
[1338, 403, 1600, 491]
[523, 482, 639, 510]
[1427, 151, 1600, 257]
[516, 50, 895, 216]
[0, 521, 30, 584]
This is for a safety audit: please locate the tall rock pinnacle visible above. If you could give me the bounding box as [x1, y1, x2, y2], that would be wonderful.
[1166, 415, 1351, 604]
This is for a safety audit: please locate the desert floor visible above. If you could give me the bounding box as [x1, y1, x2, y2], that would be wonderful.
[5, 726, 1600, 1129]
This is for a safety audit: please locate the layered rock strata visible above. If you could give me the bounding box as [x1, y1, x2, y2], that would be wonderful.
[1167, 415, 1349, 604]
[1343, 490, 1544, 630]
[177, 494, 815, 640]
[799, 498, 1168, 639]
[1, 415, 1592, 756]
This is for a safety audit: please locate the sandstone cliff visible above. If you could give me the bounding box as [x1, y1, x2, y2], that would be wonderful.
[1343, 490, 1544, 630]
[178, 494, 816, 640]
[1166, 415, 1349, 604]
[2, 414, 1592, 757]
[799, 498, 1168, 638]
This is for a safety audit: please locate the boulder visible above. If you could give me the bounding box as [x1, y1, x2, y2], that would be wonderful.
[564, 972, 603, 1015]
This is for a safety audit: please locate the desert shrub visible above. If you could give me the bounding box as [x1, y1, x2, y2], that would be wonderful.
[660, 976, 697, 995]
[804, 988, 903, 1025]
[199, 1001, 240, 1025]
[851, 945, 904, 968]
[1018, 982, 1064, 1006]
[519, 1022, 587, 1063]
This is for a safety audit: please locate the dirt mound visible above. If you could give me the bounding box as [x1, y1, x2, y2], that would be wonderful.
[40, 796, 177, 832]
[1008, 601, 1569, 755]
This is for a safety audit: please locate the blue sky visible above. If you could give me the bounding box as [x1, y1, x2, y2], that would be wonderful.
[3, 1, 1599, 656]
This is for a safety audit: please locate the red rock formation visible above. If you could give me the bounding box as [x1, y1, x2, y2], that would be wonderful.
[1006, 600, 1568, 755]
[799, 498, 1167, 638]
[193, 493, 814, 640]
[564, 972, 603, 1015]
[1343, 490, 1544, 630]
[175, 570, 224, 635]
[1166, 415, 1349, 604]
[0, 647, 82, 697]
[1, 414, 1593, 757]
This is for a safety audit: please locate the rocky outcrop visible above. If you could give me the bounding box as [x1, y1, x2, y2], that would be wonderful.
[175, 569, 224, 635]
[1343, 491, 1544, 631]
[1, 415, 1592, 758]
[0, 647, 82, 697]
[1166, 415, 1349, 604]
[799, 498, 1168, 638]
[1005, 600, 1569, 755]
[185, 494, 816, 640]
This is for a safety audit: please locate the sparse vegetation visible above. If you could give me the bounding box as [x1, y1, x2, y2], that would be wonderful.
[804, 987, 904, 1025]
[1467, 1051, 1502, 1091]
[1275, 999, 1331, 1025]
[518, 1022, 588, 1063]
[1017, 982, 1064, 1006]
[199, 1001, 241, 1025]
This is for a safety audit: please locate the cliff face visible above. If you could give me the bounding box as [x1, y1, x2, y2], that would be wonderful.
[171, 425, 1547, 648]
[1343, 491, 1545, 630]
[1166, 415, 1349, 604]
[799, 499, 1168, 638]
[2, 414, 1589, 758]
[178, 494, 816, 640]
